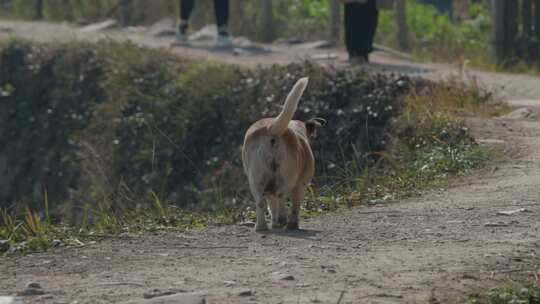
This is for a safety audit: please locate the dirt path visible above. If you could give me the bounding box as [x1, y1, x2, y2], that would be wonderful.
[1, 19, 540, 304]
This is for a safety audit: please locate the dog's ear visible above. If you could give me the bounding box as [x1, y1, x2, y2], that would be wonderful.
[305, 118, 326, 138]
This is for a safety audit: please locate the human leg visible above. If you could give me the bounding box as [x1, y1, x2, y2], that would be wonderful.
[213, 0, 229, 35]
[344, 0, 379, 62]
[213, 0, 232, 47]
[175, 0, 196, 45]
[179, 0, 195, 34]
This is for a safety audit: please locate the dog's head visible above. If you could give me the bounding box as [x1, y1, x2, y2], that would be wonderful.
[304, 118, 326, 138]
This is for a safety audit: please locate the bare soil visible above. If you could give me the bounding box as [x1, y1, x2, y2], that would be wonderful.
[1, 19, 540, 304]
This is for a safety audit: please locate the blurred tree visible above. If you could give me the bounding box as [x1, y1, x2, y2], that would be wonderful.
[536, 0, 540, 42]
[329, 0, 340, 45]
[396, 0, 408, 49]
[261, 0, 274, 42]
[35, 0, 44, 19]
[523, 0, 532, 39]
[120, 0, 131, 26]
[492, 0, 518, 61]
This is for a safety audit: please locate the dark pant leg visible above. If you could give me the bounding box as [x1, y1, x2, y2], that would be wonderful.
[365, 0, 379, 54]
[180, 0, 195, 20]
[344, 3, 357, 58]
[344, 0, 379, 60]
[213, 0, 229, 34]
[179, 0, 195, 33]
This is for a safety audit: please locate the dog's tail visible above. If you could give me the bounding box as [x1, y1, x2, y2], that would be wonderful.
[269, 77, 309, 136]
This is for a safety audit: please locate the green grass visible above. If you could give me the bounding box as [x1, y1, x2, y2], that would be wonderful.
[0, 192, 250, 255]
[376, 1, 540, 76]
[467, 283, 540, 304]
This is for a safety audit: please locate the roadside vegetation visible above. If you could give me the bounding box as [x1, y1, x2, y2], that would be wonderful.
[377, 1, 490, 64]
[0, 39, 508, 254]
[467, 283, 540, 304]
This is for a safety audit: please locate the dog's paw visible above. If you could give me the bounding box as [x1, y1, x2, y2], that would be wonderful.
[286, 222, 299, 231]
[255, 223, 269, 232]
[271, 217, 287, 229]
[271, 222, 286, 229]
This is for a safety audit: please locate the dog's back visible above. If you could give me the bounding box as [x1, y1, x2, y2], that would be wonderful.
[242, 118, 314, 197]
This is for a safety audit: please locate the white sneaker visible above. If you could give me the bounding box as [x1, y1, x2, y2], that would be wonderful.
[173, 31, 189, 46]
[216, 34, 233, 48]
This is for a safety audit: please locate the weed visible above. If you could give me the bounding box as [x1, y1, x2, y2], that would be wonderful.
[150, 191, 169, 221]
[467, 282, 540, 304]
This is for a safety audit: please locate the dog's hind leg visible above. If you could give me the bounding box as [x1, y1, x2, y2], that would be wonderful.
[249, 182, 268, 232]
[268, 194, 287, 229]
[287, 186, 306, 230]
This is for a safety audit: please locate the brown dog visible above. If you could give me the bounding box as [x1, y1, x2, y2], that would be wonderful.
[242, 77, 321, 231]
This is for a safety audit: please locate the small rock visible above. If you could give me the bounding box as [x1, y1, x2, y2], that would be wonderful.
[238, 221, 255, 228]
[321, 265, 337, 273]
[477, 139, 506, 145]
[274, 37, 304, 45]
[279, 274, 295, 281]
[147, 19, 176, 37]
[223, 281, 237, 287]
[232, 37, 254, 48]
[79, 19, 117, 33]
[236, 289, 253, 297]
[367, 199, 385, 205]
[143, 288, 188, 299]
[396, 79, 408, 88]
[484, 222, 509, 227]
[17, 287, 46, 297]
[496, 208, 528, 216]
[0, 26, 13, 33]
[312, 53, 339, 60]
[189, 24, 218, 42]
[511, 257, 523, 262]
[462, 273, 477, 280]
[296, 40, 333, 49]
[500, 107, 535, 120]
[124, 26, 147, 34]
[133, 293, 204, 304]
[27, 283, 41, 289]
[506, 99, 540, 107]
[0, 297, 23, 304]
[271, 272, 295, 281]
[233, 48, 250, 56]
